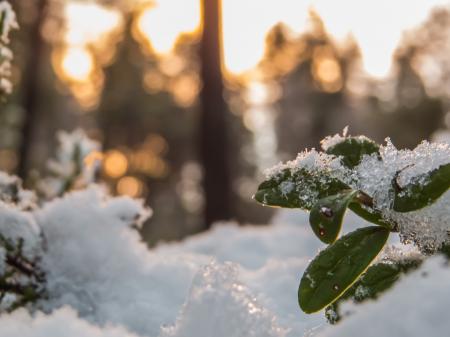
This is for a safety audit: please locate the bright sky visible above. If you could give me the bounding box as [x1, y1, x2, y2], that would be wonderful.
[222, 0, 449, 77]
[61, 0, 450, 84]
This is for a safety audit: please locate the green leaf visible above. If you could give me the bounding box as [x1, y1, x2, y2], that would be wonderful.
[254, 168, 349, 210]
[325, 137, 380, 168]
[309, 190, 357, 244]
[325, 258, 422, 323]
[298, 226, 390, 313]
[393, 163, 450, 212]
[348, 202, 393, 228]
[439, 243, 450, 259]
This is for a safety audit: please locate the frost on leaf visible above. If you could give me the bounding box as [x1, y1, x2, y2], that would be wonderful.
[257, 134, 450, 253]
[254, 150, 348, 210]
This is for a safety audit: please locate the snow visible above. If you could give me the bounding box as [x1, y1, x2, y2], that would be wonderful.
[0, 172, 447, 336]
[264, 149, 343, 180]
[0, 307, 139, 337]
[35, 187, 326, 336]
[160, 262, 287, 337]
[35, 186, 199, 337]
[37, 129, 102, 199]
[0, 1, 18, 44]
[319, 127, 372, 152]
[0, 131, 449, 336]
[352, 139, 450, 252]
[0, 1, 17, 95]
[155, 218, 323, 270]
[0, 176, 330, 336]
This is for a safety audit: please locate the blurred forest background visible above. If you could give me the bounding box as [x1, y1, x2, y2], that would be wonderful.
[3, 0, 450, 245]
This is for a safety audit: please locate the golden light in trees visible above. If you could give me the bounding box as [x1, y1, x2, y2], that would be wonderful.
[59, 46, 94, 82]
[103, 150, 129, 178]
[312, 47, 343, 93]
[53, 0, 447, 102]
[63, 2, 123, 47]
[117, 176, 144, 197]
[84, 151, 104, 169]
[134, 0, 201, 55]
[53, 1, 124, 109]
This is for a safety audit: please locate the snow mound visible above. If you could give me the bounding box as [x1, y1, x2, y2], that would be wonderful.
[30, 186, 325, 337]
[36, 187, 203, 337]
[155, 218, 323, 269]
[0, 307, 139, 337]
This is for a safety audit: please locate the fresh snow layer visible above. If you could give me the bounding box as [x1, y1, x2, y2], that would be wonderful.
[0, 307, 140, 337]
[8, 186, 327, 337]
[0, 178, 446, 337]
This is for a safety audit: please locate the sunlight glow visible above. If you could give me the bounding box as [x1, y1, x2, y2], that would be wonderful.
[103, 150, 129, 178]
[117, 176, 144, 197]
[64, 2, 123, 47]
[134, 0, 201, 55]
[60, 46, 94, 82]
[54, 1, 124, 109]
[133, 0, 447, 78]
[222, 0, 450, 78]
[57, 0, 450, 106]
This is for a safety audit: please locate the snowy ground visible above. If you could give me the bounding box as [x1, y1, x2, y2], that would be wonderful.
[1, 185, 446, 336]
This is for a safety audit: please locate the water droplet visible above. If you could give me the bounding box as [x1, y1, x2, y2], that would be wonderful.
[319, 228, 326, 236]
[333, 284, 339, 291]
[320, 207, 334, 218]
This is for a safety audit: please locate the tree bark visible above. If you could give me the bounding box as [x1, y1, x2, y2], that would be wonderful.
[17, 0, 47, 180]
[199, 0, 232, 227]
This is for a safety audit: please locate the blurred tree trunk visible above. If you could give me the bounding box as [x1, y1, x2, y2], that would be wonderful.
[199, 0, 232, 227]
[17, 0, 47, 180]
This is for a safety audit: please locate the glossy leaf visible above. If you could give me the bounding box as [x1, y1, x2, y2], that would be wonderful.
[348, 202, 393, 229]
[326, 258, 422, 323]
[325, 137, 380, 168]
[393, 163, 450, 212]
[309, 190, 357, 244]
[254, 168, 349, 211]
[298, 226, 390, 313]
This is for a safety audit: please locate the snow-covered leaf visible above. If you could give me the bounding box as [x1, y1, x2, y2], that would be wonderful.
[325, 137, 380, 168]
[393, 163, 450, 212]
[254, 168, 348, 210]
